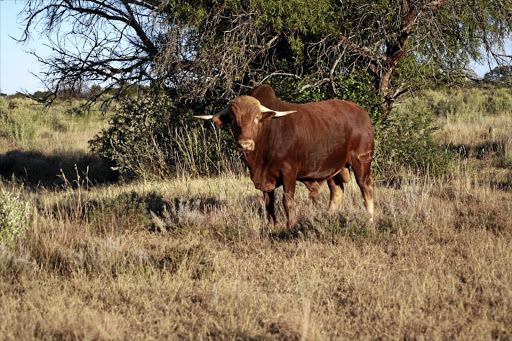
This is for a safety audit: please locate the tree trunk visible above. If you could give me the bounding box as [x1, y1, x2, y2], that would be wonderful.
[377, 0, 417, 121]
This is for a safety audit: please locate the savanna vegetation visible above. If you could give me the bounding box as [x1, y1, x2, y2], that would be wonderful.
[1, 85, 511, 339]
[2, 0, 511, 339]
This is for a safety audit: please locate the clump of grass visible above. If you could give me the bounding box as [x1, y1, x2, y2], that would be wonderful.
[0, 97, 40, 142]
[0, 189, 30, 248]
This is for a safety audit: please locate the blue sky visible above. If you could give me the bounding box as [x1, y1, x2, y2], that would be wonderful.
[0, 0, 53, 94]
[0, 0, 506, 95]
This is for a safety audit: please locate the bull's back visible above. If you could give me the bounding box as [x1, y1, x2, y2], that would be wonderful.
[251, 88, 374, 182]
[290, 100, 372, 179]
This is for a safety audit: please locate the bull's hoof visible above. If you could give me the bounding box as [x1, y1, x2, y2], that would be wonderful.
[267, 229, 295, 240]
[270, 227, 305, 240]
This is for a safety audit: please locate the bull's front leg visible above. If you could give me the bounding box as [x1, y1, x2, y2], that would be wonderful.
[282, 177, 297, 230]
[263, 190, 276, 227]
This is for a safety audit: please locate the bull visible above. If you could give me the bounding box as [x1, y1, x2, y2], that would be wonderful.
[195, 84, 374, 230]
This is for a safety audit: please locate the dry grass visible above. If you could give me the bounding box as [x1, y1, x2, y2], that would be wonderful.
[1, 91, 512, 340]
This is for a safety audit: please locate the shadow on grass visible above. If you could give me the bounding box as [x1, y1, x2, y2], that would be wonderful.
[445, 140, 506, 160]
[48, 191, 223, 232]
[129, 192, 223, 232]
[0, 149, 118, 188]
[268, 213, 354, 241]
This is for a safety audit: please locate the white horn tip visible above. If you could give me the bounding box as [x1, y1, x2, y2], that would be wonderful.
[193, 115, 214, 120]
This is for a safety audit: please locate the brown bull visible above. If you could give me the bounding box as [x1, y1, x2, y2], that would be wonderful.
[195, 84, 374, 230]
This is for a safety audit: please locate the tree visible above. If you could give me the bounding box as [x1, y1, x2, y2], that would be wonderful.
[20, 0, 161, 103]
[21, 0, 512, 115]
[484, 65, 512, 84]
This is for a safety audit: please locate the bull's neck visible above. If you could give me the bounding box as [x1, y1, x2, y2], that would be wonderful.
[242, 120, 276, 168]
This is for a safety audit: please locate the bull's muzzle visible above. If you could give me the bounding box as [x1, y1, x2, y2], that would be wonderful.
[237, 139, 255, 152]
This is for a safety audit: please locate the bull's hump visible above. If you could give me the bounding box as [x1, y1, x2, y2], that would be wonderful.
[250, 84, 277, 100]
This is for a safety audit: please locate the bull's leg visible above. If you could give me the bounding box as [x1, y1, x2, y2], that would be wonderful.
[327, 174, 344, 212]
[282, 177, 297, 230]
[304, 181, 322, 204]
[263, 190, 276, 227]
[352, 157, 375, 221]
[339, 166, 351, 184]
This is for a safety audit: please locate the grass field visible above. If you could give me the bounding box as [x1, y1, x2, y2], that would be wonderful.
[1, 88, 511, 340]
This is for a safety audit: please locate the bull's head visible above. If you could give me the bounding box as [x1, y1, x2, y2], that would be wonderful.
[194, 96, 296, 152]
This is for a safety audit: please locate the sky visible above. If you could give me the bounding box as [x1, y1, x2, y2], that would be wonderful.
[0, 0, 507, 96]
[0, 0, 54, 95]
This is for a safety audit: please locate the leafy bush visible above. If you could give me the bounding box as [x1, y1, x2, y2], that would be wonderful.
[90, 73, 457, 179]
[376, 97, 455, 177]
[271, 73, 453, 177]
[0, 190, 30, 248]
[90, 93, 242, 178]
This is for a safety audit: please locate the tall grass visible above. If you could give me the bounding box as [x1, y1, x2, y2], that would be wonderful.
[0, 97, 115, 186]
[0, 87, 511, 339]
[0, 97, 106, 151]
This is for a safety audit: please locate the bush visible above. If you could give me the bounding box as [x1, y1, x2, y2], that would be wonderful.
[90, 93, 242, 178]
[270, 73, 452, 178]
[90, 74, 456, 180]
[375, 97, 455, 177]
[0, 190, 30, 248]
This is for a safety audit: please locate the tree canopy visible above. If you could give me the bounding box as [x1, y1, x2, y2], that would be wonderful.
[21, 0, 512, 114]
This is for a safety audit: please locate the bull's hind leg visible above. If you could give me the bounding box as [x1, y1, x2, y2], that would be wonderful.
[352, 154, 375, 221]
[304, 181, 323, 204]
[327, 167, 350, 211]
[263, 190, 276, 227]
[327, 175, 343, 212]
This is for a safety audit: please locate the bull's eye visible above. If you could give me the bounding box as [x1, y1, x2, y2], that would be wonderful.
[255, 114, 262, 123]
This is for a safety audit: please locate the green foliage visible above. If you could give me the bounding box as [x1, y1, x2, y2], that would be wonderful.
[90, 93, 242, 178]
[253, 0, 338, 34]
[0, 190, 30, 248]
[376, 97, 455, 177]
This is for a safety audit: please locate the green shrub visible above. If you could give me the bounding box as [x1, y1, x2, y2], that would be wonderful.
[90, 93, 242, 178]
[375, 97, 455, 177]
[0, 190, 30, 248]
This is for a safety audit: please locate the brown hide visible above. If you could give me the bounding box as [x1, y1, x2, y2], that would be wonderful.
[197, 84, 375, 229]
[245, 85, 374, 193]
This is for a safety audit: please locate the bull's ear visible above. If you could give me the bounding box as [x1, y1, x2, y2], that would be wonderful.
[258, 104, 296, 120]
[212, 113, 232, 125]
[259, 111, 277, 120]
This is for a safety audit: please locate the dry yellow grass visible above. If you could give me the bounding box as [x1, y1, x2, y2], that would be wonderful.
[1, 90, 512, 340]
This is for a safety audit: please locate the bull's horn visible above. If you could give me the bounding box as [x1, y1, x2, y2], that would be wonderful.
[193, 107, 230, 120]
[258, 104, 296, 117]
[193, 114, 214, 120]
